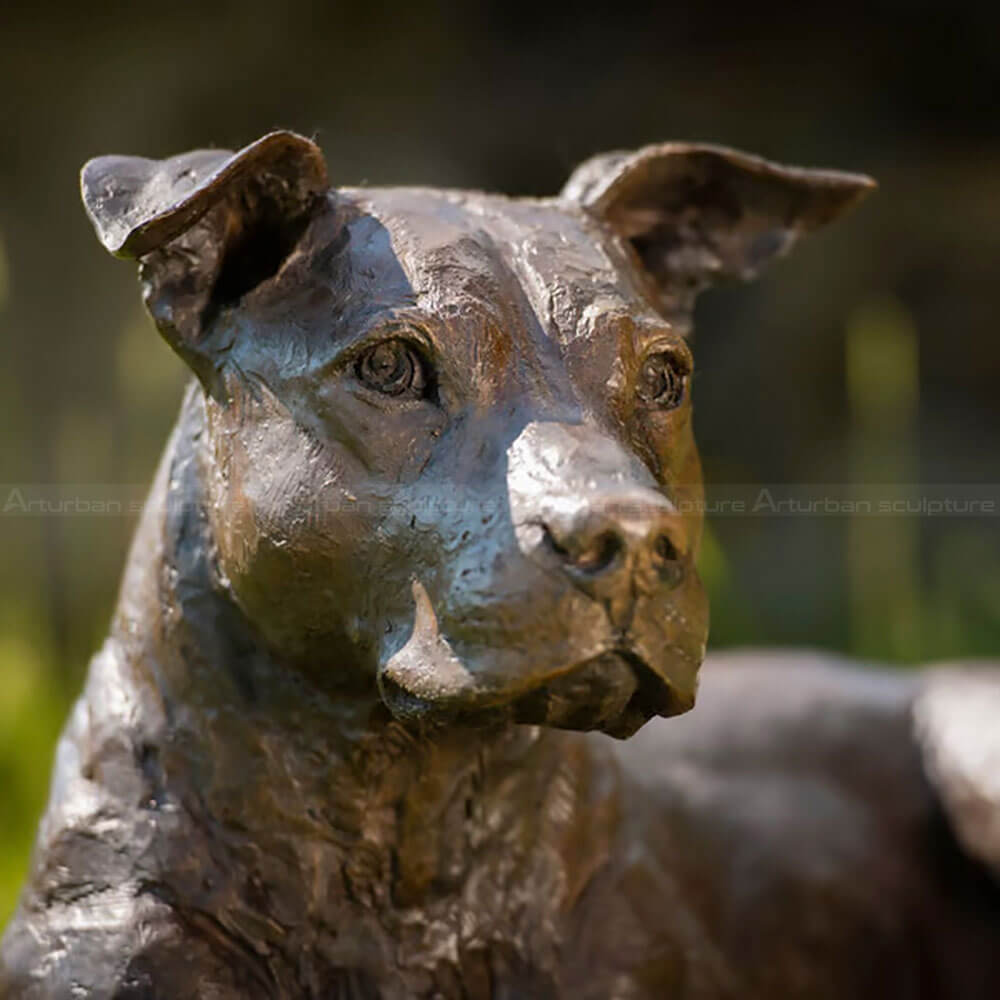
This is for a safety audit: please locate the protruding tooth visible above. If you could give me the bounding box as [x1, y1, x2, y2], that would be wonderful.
[380, 579, 474, 704]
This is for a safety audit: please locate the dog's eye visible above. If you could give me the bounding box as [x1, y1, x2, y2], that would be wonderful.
[636, 350, 689, 409]
[356, 339, 429, 399]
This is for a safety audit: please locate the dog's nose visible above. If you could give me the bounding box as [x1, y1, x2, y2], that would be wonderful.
[542, 490, 687, 589]
[507, 421, 693, 616]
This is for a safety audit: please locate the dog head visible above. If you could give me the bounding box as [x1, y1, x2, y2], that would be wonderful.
[82, 132, 871, 738]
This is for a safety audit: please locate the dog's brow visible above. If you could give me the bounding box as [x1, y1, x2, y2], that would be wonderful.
[361, 310, 436, 349]
[325, 307, 438, 360]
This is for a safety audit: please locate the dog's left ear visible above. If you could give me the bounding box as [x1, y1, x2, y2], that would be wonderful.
[81, 131, 328, 385]
[562, 143, 875, 324]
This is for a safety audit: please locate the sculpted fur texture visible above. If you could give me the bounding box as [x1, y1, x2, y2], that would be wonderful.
[2, 132, 998, 998]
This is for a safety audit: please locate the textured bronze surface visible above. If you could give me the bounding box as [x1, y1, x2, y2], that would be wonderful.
[2, 132, 997, 998]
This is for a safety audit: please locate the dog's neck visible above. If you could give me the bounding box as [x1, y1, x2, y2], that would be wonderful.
[90, 386, 620, 960]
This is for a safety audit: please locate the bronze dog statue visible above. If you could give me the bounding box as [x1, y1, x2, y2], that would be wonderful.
[2, 132, 998, 998]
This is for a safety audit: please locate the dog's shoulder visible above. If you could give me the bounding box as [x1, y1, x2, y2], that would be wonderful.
[1, 876, 263, 1000]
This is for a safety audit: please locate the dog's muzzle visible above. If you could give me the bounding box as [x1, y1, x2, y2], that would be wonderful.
[377, 421, 706, 738]
[377, 580, 693, 738]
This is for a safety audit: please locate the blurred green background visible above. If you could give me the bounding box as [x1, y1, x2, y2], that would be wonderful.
[1, 1, 998, 926]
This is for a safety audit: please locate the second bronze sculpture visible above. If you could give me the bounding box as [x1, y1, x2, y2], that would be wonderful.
[2, 131, 998, 998]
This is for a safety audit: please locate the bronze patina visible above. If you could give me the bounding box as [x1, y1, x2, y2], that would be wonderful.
[2, 132, 997, 998]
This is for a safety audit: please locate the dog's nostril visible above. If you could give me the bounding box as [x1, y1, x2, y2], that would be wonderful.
[572, 531, 623, 575]
[651, 532, 685, 587]
[653, 533, 679, 564]
[543, 524, 623, 575]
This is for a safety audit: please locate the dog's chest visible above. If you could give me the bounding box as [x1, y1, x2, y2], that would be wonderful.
[170, 721, 620, 997]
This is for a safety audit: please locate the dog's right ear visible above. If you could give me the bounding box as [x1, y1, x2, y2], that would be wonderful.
[81, 131, 329, 385]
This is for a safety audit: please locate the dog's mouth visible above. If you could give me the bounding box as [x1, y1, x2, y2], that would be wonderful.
[377, 579, 697, 739]
[510, 649, 685, 738]
[379, 649, 686, 740]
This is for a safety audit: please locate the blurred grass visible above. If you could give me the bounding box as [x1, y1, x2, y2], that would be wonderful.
[0, 610, 72, 926]
[847, 298, 921, 661]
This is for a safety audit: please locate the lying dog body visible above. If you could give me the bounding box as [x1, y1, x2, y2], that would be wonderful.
[2, 133, 998, 998]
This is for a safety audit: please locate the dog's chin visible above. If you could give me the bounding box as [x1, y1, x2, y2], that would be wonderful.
[510, 650, 690, 739]
[379, 650, 691, 740]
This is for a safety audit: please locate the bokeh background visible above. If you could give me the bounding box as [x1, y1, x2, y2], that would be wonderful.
[1, 1, 998, 923]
